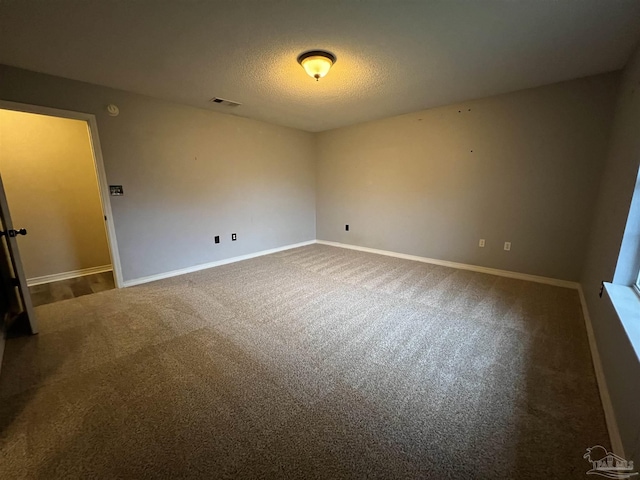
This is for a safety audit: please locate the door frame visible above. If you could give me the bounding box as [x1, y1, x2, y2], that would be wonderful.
[0, 100, 124, 288]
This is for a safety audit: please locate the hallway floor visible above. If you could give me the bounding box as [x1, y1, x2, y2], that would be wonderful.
[28, 271, 115, 307]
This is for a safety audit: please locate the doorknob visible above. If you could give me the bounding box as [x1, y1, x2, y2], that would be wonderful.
[0, 228, 27, 238]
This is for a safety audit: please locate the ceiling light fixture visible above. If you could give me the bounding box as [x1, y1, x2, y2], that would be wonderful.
[297, 50, 336, 81]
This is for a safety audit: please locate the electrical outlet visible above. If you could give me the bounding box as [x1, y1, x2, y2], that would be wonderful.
[504, 241, 511, 251]
[232, 233, 237, 241]
[214, 236, 220, 244]
[479, 239, 485, 247]
[345, 224, 349, 231]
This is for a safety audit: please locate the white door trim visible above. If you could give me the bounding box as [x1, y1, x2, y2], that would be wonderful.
[0, 100, 124, 288]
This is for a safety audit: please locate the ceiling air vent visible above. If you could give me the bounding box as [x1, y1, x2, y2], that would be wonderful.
[210, 97, 242, 107]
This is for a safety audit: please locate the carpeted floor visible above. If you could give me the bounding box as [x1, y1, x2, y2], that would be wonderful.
[0, 244, 608, 479]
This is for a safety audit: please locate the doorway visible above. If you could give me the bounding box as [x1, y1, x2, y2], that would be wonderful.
[0, 101, 122, 309]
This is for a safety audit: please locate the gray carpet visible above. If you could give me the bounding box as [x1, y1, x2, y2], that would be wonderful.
[0, 244, 608, 479]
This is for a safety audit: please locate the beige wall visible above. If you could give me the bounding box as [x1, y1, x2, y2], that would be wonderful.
[316, 73, 618, 281]
[0, 109, 111, 279]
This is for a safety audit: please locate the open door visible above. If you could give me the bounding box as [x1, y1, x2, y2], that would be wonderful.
[0, 171, 37, 335]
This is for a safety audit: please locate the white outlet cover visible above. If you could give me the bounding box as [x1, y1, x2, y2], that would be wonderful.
[479, 239, 485, 247]
[504, 242, 511, 251]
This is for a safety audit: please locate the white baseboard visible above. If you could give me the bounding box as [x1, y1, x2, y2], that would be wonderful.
[578, 286, 624, 458]
[123, 240, 316, 288]
[316, 240, 579, 289]
[27, 265, 113, 287]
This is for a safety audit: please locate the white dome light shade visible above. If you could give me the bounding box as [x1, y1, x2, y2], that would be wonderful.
[297, 51, 336, 81]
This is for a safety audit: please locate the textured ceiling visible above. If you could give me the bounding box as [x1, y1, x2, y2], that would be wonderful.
[1, 1, 640, 132]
